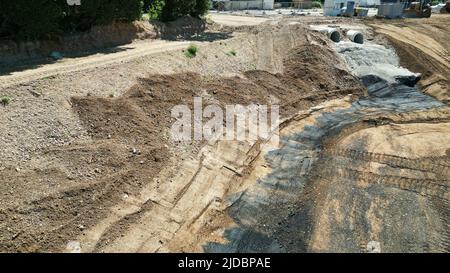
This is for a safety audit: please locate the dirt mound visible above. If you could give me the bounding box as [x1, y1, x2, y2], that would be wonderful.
[76, 40, 364, 132]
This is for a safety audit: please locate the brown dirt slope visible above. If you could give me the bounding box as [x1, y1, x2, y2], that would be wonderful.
[370, 14, 450, 103]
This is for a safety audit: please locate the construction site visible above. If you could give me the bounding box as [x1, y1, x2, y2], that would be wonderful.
[0, 1, 449, 254]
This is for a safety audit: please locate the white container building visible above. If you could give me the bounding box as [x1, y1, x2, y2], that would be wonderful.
[323, 0, 380, 16]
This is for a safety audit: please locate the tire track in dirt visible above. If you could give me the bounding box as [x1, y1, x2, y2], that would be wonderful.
[371, 24, 450, 70]
[324, 149, 450, 177]
[318, 166, 449, 200]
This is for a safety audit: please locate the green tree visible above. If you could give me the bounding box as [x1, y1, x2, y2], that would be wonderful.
[161, 0, 209, 22]
[113, 0, 143, 21]
[0, 0, 204, 40]
[148, 0, 166, 20]
[0, 0, 63, 40]
[191, 0, 211, 18]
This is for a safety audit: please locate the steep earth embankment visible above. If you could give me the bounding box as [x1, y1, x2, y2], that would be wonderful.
[371, 14, 450, 103]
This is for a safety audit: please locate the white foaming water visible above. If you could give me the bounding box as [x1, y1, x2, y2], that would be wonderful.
[333, 41, 420, 84]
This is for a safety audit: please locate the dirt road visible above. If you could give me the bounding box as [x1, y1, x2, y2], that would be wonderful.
[0, 40, 193, 89]
[208, 13, 273, 26]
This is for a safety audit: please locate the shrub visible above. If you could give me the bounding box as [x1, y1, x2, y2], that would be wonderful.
[148, 0, 166, 20]
[60, 0, 142, 32]
[227, 49, 237, 56]
[0, 0, 143, 40]
[69, 0, 115, 29]
[0, 5, 5, 37]
[0, 0, 209, 40]
[185, 44, 198, 58]
[1, 96, 11, 106]
[143, 0, 152, 13]
[113, 0, 143, 21]
[161, 0, 210, 22]
[0, 0, 63, 40]
[191, 0, 211, 18]
[311, 1, 323, 8]
[162, 0, 193, 22]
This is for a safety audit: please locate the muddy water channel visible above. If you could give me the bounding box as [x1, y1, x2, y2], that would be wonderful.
[205, 41, 450, 253]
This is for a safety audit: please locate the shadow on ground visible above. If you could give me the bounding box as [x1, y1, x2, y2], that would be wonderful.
[0, 46, 132, 76]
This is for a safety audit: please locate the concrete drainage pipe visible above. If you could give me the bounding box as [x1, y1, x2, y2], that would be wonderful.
[309, 26, 341, 42]
[347, 30, 364, 44]
[325, 28, 341, 43]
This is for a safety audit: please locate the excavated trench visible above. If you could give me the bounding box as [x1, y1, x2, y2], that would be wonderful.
[203, 40, 450, 253]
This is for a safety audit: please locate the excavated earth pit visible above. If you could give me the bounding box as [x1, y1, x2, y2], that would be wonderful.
[0, 19, 449, 253]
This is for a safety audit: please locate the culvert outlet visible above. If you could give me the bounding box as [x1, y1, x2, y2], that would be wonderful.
[347, 30, 364, 44]
[326, 28, 341, 43]
[309, 26, 341, 42]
